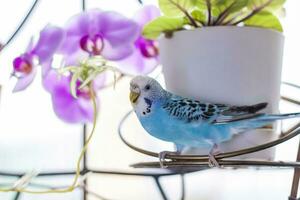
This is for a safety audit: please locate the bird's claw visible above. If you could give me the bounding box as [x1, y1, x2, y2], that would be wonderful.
[208, 153, 220, 168]
[158, 151, 177, 168]
[208, 144, 222, 168]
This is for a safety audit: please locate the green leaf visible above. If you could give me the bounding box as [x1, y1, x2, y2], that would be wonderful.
[190, 9, 206, 22]
[269, 0, 285, 8]
[247, 0, 286, 12]
[159, 0, 197, 17]
[195, 0, 247, 16]
[195, 0, 207, 9]
[244, 11, 283, 32]
[213, 0, 248, 24]
[143, 16, 185, 39]
[215, 0, 248, 13]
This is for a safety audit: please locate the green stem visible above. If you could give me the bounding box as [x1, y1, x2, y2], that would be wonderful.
[222, 11, 242, 25]
[168, 0, 198, 28]
[232, 0, 273, 25]
[206, 0, 212, 25]
[214, 1, 236, 25]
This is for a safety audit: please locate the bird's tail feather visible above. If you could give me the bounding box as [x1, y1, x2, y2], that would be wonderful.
[225, 102, 268, 116]
[235, 102, 268, 113]
[234, 112, 300, 132]
[257, 112, 300, 122]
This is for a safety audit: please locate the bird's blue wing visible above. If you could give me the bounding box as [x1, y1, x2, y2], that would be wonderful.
[162, 96, 228, 123]
[162, 96, 268, 124]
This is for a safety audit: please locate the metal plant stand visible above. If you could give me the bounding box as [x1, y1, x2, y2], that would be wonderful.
[118, 95, 300, 200]
[0, 123, 189, 200]
[289, 138, 300, 200]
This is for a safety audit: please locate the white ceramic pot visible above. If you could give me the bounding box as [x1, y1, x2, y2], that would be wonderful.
[159, 26, 284, 160]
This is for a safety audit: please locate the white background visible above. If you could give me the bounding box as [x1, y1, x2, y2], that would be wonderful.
[0, 0, 300, 199]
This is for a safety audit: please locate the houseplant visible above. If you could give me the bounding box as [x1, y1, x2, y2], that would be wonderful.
[143, 0, 286, 160]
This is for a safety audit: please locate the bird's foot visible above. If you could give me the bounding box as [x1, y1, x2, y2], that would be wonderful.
[208, 144, 222, 168]
[158, 151, 178, 169]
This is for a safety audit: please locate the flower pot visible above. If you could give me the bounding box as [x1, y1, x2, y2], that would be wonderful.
[159, 26, 284, 160]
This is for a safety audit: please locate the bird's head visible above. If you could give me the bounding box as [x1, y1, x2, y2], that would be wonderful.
[129, 76, 166, 105]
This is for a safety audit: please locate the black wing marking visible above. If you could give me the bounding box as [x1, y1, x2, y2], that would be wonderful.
[162, 97, 228, 123]
[163, 96, 268, 124]
[213, 103, 268, 124]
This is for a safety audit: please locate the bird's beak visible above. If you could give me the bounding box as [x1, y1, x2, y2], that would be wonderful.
[130, 91, 140, 104]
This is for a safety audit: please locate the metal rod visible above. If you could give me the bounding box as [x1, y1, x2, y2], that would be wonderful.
[282, 122, 300, 137]
[118, 110, 159, 157]
[132, 160, 300, 169]
[89, 169, 179, 177]
[282, 96, 300, 106]
[83, 186, 108, 200]
[119, 110, 300, 161]
[282, 82, 300, 90]
[180, 174, 185, 200]
[289, 137, 300, 200]
[0, 0, 39, 51]
[153, 177, 168, 200]
[82, 0, 86, 11]
[216, 128, 300, 160]
[0, 169, 182, 178]
[0, 171, 77, 177]
[13, 192, 21, 200]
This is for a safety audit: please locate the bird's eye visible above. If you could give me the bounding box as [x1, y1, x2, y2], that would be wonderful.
[145, 84, 151, 90]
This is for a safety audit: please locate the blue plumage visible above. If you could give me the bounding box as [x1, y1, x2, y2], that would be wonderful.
[129, 76, 300, 166]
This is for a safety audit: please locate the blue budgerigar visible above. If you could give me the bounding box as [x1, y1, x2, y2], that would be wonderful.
[129, 76, 300, 167]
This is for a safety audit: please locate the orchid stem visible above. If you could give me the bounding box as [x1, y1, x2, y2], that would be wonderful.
[0, 84, 98, 194]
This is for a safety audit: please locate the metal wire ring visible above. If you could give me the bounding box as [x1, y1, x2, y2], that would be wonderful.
[118, 110, 300, 169]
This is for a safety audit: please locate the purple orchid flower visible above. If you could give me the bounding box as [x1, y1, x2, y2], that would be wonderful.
[117, 5, 160, 75]
[39, 9, 139, 124]
[59, 9, 139, 61]
[12, 25, 64, 92]
[43, 70, 98, 123]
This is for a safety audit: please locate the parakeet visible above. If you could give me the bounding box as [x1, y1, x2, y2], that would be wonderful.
[129, 76, 300, 167]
